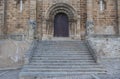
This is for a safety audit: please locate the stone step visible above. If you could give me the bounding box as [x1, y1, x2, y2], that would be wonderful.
[32, 54, 92, 58]
[24, 65, 103, 69]
[35, 52, 90, 55]
[29, 59, 96, 63]
[38, 41, 85, 44]
[31, 56, 93, 60]
[34, 51, 90, 54]
[38, 44, 87, 46]
[36, 49, 88, 51]
[37, 45, 87, 48]
[30, 62, 96, 65]
[38, 42, 87, 46]
[32, 54, 92, 57]
[20, 71, 106, 76]
[19, 41, 107, 79]
[22, 68, 106, 73]
[37, 46, 87, 49]
[34, 54, 91, 56]
[36, 74, 93, 79]
[37, 44, 87, 47]
[39, 45, 87, 47]
[30, 60, 95, 64]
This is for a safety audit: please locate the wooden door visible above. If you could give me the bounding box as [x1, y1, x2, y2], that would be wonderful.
[54, 13, 69, 37]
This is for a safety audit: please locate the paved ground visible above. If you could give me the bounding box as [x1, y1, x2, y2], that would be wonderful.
[0, 69, 120, 79]
[0, 70, 120, 79]
[0, 69, 20, 79]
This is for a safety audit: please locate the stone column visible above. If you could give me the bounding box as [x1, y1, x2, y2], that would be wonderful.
[42, 17, 48, 40]
[86, 0, 94, 36]
[28, 0, 36, 40]
[69, 20, 73, 38]
[75, 15, 81, 39]
[118, 0, 120, 35]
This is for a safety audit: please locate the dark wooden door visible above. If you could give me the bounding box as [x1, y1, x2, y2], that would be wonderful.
[54, 13, 69, 37]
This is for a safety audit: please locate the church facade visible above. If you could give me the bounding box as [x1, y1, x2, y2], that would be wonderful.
[0, 0, 120, 76]
[0, 0, 120, 40]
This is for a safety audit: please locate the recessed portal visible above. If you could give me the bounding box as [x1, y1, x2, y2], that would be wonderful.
[54, 13, 69, 37]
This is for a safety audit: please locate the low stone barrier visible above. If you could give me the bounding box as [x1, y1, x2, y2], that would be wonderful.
[87, 35, 120, 62]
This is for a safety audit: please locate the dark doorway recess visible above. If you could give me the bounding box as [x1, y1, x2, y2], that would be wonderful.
[54, 13, 69, 37]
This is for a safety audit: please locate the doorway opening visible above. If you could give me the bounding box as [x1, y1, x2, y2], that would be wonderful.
[54, 13, 69, 37]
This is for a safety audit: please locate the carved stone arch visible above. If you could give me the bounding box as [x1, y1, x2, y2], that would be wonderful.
[49, 8, 74, 20]
[46, 3, 77, 20]
[43, 3, 78, 39]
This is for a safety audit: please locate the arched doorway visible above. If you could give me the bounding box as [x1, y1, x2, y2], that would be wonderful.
[54, 13, 69, 37]
[41, 3, 82, 40]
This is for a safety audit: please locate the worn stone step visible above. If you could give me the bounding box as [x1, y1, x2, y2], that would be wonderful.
[32, 57, 93, 61]
[30, 60, 95, 63]
[22, 68, 106, 73]
[34, 51, 90, 54]
[31, 57, 93, 60]
[20, 70, 106, 76]
[36, 46, 87, 48]
[35, 50, 89, 53]
[34, 53, 91, 56]
[32, 55, 92, 57]
[19, 71, 106, 78]
[38, 43, 86, 45]
[38, 43, 86, 44]
[24, 65, 103, 69]
[31, 59, 94, 62]
[38, 41, 86, 44]
[34, 54, 91, 57]
[32, 55, 92, 58]
[29, 62, 96, 65]
[37, 45, 87, 48]
[23, 68, 105, 72]
[19, 41, 107, 79]
[33, 53, 91, 55]
[37, 44, 87, 47]
[29, 63, 98, 66]
[36, 49, 88, 51]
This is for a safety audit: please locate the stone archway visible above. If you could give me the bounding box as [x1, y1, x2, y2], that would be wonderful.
[42, 3, 80, 40]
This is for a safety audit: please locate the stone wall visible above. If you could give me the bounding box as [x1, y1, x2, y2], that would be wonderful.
[118, 0, 120, 35]
[93, 0, 118, 35]
[2, 0, 120, 39]
[0, 0, 4, 35]
[88, 36, 120, 61]
[6, 0, 30, 39]
[0, 39, 31, 69]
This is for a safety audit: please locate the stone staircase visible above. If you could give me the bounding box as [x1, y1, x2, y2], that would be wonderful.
[19, 41, 106, 79]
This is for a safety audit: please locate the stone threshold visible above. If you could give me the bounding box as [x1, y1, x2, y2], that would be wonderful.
[42, 37, 81, 41]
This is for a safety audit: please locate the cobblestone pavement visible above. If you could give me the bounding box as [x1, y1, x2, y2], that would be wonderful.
[0, 69, 20, 79]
